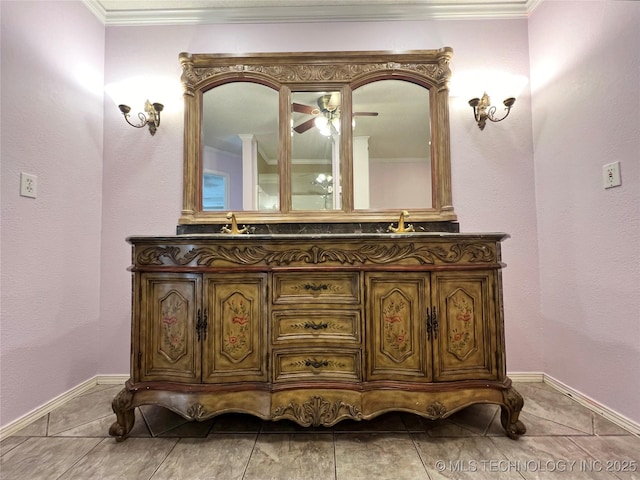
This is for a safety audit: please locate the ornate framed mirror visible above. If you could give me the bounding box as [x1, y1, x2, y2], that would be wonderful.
[179, 48, 456, 228]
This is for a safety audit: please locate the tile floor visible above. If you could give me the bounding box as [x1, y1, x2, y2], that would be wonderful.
[1, 382, 638, 479]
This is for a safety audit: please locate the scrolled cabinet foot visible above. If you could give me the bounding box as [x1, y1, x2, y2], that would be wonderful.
[109, 388, 135, 442]
[500, 386, 526, 439]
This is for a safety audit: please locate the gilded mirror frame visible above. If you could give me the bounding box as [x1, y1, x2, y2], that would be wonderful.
[179, 48, 456, 226]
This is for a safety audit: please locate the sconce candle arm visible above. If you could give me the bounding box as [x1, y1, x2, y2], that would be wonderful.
[118, 100, 163, 136]
[469, 93, 515, 130]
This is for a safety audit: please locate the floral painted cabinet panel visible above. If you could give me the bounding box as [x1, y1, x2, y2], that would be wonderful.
[431, 271, 498, 381]
[366, 273, 432, 381]
[202, 274, 268, 383]
[138, 273, 201, 383]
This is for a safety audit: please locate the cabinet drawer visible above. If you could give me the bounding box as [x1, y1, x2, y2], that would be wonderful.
[272, 272, 360, 305]
[272, 348, 361, 382]
[272, 310, 361, 344]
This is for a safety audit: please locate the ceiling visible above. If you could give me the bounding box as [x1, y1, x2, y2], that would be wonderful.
[84, 0, 540, 25]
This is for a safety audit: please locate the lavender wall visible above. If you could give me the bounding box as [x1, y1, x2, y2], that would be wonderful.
[99, 19, 541, 382]
[0, 1, 104, 426]
[529, 1, 640, 423]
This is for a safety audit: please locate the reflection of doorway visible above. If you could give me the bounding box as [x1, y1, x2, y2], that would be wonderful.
[202, 170, 229, 211]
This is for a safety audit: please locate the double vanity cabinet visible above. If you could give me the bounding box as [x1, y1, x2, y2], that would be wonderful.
[110, 232, 525, 441]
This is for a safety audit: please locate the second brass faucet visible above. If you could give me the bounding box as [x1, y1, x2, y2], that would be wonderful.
[388, 210, 415, 233]
[221, 212, 249, 234]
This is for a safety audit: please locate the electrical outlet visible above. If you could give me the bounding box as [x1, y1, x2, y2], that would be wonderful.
[603, 161, 622, 189]
[20, 172, 38, 198]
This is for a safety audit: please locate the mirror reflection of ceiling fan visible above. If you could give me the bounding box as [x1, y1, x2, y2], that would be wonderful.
[292, 92, 378, 134]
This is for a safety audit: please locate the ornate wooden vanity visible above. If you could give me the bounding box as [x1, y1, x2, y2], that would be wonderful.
[109, 231, 525, 441]
[110, 48, 525, 440]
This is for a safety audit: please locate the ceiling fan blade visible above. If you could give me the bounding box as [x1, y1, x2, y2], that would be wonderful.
[353, 112, 379, 116]
[292, 103, 319, 115]
[293, 118, 316, 134]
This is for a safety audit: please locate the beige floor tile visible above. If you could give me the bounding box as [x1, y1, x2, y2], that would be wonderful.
[140, 404, 190, 436]
[335, 432, 428, 480]
[0, 435, 29, 456]
[48, 385, 123, 436]
[447, 404, 501, 435]
[491, 435, 619, 479]
[0, 437, 102, 480]
[413, 435, 523, 479]
[244, 433, 335, 480]
[593, 414, 636, 436]
[58, 437, 178, 480]
[517, 411, 591, 436]
[10, 413, 49, 437]
[520, 385, 594, 434]
[151, 434, 257, 480]
[570, 435, 640, 480]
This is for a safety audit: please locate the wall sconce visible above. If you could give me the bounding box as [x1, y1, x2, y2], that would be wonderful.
[468, 92, 515, 130]
[118, 100, 163, 135]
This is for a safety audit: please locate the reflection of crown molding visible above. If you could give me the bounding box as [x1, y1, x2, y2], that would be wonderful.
[264, 157, 332, 166]
[204, 145, 330, 166]
[86, 0, 541, 26]
[370, 157, 430, 163]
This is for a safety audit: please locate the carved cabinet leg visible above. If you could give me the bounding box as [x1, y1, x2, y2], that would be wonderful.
[109, 388, 135, 442]
[500, 386, 526, 439]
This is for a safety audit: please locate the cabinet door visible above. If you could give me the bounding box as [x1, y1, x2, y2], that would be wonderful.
[366, 273, 432, 381]
[202, 274, 268, 383]
[431, 271, 498, 381]
[138, 273, 201, 383]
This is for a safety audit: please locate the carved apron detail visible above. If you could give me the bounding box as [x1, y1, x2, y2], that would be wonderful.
[160, 291, 188, 362]
[272, 396, 363, 426]
[187, 403, 207, 420]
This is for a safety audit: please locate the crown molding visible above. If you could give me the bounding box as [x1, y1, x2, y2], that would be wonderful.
[84, 0, 542, 26]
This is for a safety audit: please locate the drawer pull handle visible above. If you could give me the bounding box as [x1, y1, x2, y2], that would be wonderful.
[304, 283, 329, 291]
[305, 358, 329, 368]
[304, 321, 329, 330]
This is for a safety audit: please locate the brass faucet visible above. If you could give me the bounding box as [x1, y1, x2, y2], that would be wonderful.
[387, 210, 415, 233]
[221, 212, 249, 234]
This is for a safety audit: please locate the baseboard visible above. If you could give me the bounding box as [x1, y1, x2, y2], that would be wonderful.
[0, 375, 128, 441]
[542, 374, 640, 436]
[96, 374, 130, 385]
[508, 371, 545, 383]
[2, 372, 638, 439]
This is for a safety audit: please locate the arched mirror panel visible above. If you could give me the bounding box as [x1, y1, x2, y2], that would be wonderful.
[352, 79, 432, 211]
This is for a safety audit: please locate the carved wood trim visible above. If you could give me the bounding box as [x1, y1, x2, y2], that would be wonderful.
[136, 242, 497, 267]
[272, 395, 363, 426]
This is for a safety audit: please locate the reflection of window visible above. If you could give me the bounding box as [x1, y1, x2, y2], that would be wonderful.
[202, 170, 229, 211]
